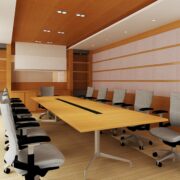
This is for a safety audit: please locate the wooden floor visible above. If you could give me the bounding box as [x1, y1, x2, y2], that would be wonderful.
[0, 115, 180, 180]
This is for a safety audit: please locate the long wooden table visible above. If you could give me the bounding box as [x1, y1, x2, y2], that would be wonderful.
[32, 96, 168, 179]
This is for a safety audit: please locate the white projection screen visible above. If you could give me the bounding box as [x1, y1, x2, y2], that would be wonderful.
[15, 42, 67, 71]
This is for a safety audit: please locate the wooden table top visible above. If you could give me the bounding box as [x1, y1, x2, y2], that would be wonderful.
[32, 96, 168, 133]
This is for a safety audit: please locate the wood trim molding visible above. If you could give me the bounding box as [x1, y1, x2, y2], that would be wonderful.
[93, 43, 180, 64]
[92, 20, 180, 54]
[93, 80, 180, 83]
[93, 61, 180, 73]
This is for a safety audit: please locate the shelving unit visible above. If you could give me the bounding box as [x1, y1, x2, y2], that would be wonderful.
[67, 49, 92, 96]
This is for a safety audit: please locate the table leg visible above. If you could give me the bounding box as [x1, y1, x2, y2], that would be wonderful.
[84, 130, 132, 179]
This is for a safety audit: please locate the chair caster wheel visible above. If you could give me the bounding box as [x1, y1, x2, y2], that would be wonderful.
[149, 141, 153, 145]
[139, 146, 144, 150]
[156, 162, 162, 167]
[152, 152, 158, 157]
[120, 136, 125, 140]
[4, 168, 10, 174]
[120, 142, 125, 146]
[122, 130, 126, 134]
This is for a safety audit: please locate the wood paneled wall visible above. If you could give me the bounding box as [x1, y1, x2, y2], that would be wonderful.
[12, 82, 70, 95]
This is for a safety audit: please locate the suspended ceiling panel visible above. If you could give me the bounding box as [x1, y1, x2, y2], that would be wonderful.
[70, 0, 180, 50]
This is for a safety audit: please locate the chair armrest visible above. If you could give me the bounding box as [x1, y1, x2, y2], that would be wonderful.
[96, 99, 111, 102]
[113, 102, 125, 106]
[18, 136, 51, 147]
[85, 97, 96, 99]
[152, 110, 168, 115]
[16, 122, 40, 129]
[139, 107, 153, 111]
[121, 103, 133, 107]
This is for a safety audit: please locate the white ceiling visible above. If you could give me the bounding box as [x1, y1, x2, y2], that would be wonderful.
[0, 0, 16, 44]
[70, 0, 180, 51]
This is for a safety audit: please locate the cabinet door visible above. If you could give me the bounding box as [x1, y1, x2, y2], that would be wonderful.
[25, 91, 38, 112]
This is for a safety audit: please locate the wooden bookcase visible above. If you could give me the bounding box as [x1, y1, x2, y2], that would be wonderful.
[67, 49, 92, 96]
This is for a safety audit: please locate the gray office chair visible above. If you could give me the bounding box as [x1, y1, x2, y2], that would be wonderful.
[0, 102, 65, 180]
[111, 89, 126, 135]
[84, 86, 94, 99]
[120, 90, 153, 150]
[39, 86, 55, 121]
[112, 89, 126, 105]
[96, 87, 108, 102]
[150, 92, 180, 167]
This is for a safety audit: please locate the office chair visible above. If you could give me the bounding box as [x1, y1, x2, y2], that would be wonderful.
[150, 92, 180, 167]
[0, 102, 65, 180]
[120, 90, 153, 150]
[95, 87, 109, 102]
[110, 89, 126, 136]
[39, 86, 55, 121]
[84, 86, 94, 99]
[112, 89, 126, 106]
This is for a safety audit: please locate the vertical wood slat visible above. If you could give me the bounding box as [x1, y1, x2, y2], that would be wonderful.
[67, 49, 74, 95]
[6, 44, 12, 94]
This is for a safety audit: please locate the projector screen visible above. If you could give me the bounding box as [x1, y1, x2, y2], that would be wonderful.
[15, 42, 67, 71]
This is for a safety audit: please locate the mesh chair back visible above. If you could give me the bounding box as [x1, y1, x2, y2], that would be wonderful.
[134, 90, 153, 111]
[112, 89, 126, 104]
[170, 92, 180, 126]
[40, 87, 54, 96]
[0, 102, 18, 165]
[86, 87, 94, 98]
[97, 87, 107, 100]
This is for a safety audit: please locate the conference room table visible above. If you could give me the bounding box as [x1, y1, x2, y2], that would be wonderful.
[32, 96, 168, 179]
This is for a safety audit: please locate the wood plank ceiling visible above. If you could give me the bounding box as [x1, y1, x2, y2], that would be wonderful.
[12, 0, 156, 47]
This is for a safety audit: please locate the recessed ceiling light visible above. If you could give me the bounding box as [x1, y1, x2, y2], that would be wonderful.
[76, 13, 86, 18]
[47, 42, 53, 44]
[57, 10, 67, 14]
[58, 31, 65, 34]
[152, 19, 156, 22]
[43, 29, 51, 33]
[34, 41, 41, 43]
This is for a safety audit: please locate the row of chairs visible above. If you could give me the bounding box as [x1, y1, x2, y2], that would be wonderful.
[82, 87, 180, 167]
[0, 89, 64, 180]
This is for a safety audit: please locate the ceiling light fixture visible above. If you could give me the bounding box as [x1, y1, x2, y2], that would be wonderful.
[43, 29, 51, 33]
[58, 31, 65, 34]
[76, 13, 86, 18]
[152, 18, 156, 22]
[57, 10, 67, 14]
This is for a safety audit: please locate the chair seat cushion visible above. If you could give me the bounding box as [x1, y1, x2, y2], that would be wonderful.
[16, 143, 65, 175]
[27, 127, 47, 137]
[150, 127, 180, 143]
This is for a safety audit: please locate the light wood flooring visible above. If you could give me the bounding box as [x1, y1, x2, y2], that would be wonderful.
[0, 115, 179, 180]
